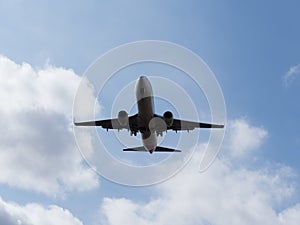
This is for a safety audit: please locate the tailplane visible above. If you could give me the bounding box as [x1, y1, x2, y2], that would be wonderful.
[123, 146, 181, 153]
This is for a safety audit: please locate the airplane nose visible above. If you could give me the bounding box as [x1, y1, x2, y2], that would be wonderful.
[136, 75, 153, 100]
[138, 76, 150, 86]
[137, 76, 148, 88]
[138, 76, 145, 85]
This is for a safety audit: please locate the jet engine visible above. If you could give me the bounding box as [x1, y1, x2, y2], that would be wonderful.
[163, 111, 173, 127]
[118, 110, 129, 126]
[149, 117, 167, 135]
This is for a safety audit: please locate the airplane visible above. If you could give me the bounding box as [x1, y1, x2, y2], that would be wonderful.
[74, 76, 224, 154]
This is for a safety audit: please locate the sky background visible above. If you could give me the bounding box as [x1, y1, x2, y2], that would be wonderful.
[0, 1, 300, 225]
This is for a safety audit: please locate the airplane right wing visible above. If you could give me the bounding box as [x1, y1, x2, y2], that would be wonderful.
[74, 114, 139, 131]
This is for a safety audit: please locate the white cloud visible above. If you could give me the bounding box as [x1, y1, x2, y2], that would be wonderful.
[0, 55, 99, 196]
[0, 197, 83, 225]
[279, 204, 300, 225]
[99, 120, 300, 225]
[101, 198, 154, 225]
[283, 64, 300, 86]
[226, 118, 268, 158]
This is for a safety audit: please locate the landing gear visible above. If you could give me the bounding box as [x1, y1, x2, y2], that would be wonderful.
[156, 132, 163, 137]
[130, 130, 137, 136]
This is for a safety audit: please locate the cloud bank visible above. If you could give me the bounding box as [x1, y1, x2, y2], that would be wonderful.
[99, 119, 300, 225]
[0, 55, 99, 196]
[0, 197, 83, 225]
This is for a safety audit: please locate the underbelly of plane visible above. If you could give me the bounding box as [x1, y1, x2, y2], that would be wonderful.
[142, 131, 157, 152]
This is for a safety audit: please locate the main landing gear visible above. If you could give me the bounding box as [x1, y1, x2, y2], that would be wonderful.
[130, 130, 137, 136]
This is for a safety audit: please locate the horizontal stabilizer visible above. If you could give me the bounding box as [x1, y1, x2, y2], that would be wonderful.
[156, 146, 181, 152]
[123, 146, 147, 152]
[123, 146, 181, 153]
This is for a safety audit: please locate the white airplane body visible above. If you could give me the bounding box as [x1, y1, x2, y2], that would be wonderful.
[75, 76, 224, 154]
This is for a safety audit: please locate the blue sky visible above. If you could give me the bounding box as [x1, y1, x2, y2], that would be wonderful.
[0, 1, 300, 224]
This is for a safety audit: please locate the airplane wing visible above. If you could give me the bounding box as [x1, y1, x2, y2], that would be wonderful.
[168, 118, 224, 131]
[74, 114, 139, 131]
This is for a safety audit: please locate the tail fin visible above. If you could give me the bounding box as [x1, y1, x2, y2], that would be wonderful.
[123, 146, 181, 153]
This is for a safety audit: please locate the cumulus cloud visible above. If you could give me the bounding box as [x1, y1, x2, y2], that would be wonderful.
[278, 204, 300, 225]
[226, 118, 268, 158]
[0, 55, 99, 196]
[0, 197, 83, 225]
[283, 64, 300, 86]
[99, 120, 300, 225]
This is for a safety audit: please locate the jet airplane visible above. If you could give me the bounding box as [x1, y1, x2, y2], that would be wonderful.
[74, 76, 224, 154]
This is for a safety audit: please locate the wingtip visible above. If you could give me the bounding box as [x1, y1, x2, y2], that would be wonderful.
[73, 118, 78, 126]
[211, 124, 225, 128]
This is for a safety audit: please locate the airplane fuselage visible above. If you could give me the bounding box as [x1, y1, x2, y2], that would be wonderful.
[136, 76, 157, 153]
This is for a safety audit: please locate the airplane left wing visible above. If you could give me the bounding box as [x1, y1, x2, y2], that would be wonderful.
[168, 118, 224, 131]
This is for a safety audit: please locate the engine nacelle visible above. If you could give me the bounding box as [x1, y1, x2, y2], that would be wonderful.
[118, 110, 129, 126]
[149, 117, 167, 134]
[163, 111, 173, 127]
